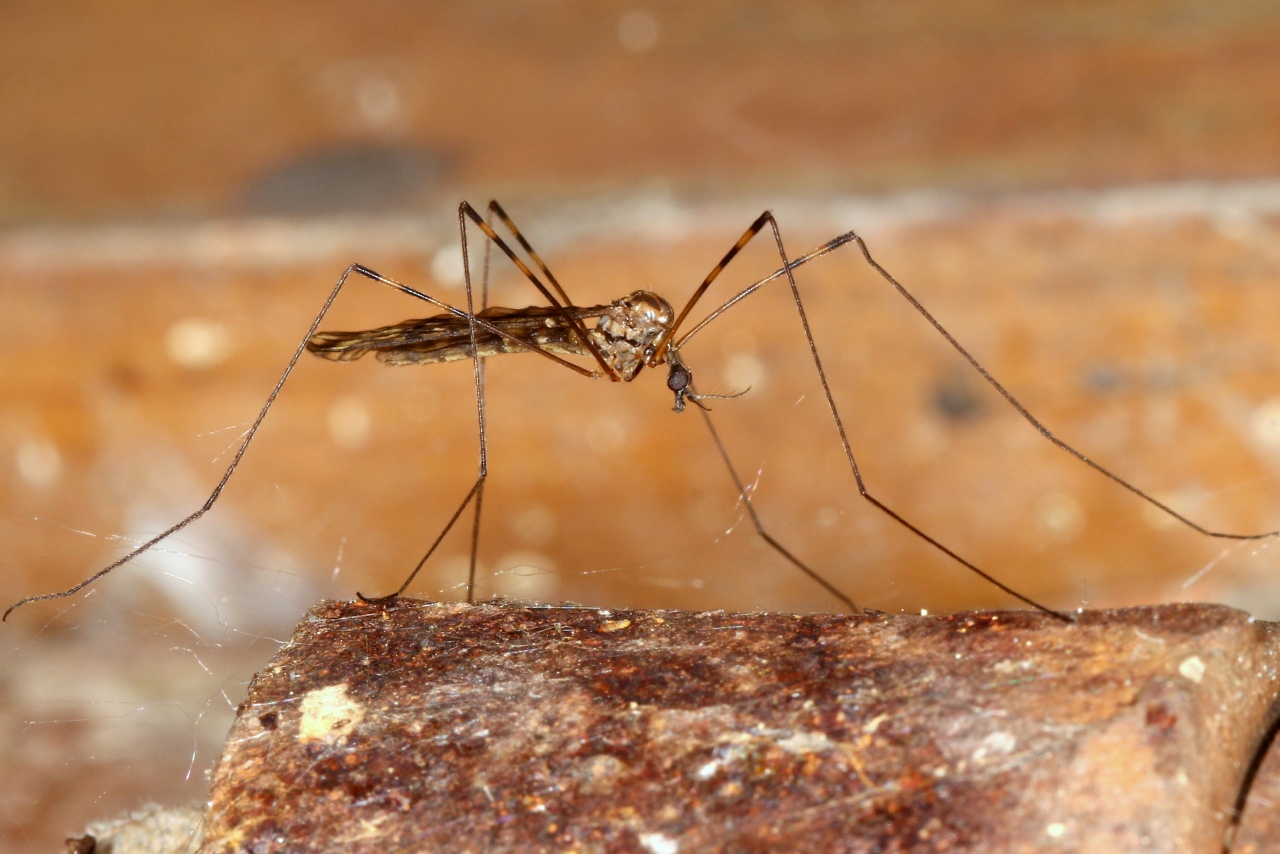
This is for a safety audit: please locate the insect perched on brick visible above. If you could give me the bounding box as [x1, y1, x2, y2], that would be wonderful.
[6, 201, 1277, 623]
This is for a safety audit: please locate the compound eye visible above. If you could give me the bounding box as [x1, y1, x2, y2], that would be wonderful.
[667, 365, 691, 393]
[628, 291, 674, 326]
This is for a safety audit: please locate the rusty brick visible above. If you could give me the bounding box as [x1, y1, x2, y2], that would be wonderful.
[204, 600, 1280, 852]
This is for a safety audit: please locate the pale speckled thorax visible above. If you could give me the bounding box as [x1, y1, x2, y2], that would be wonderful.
[587, 290, 675, 381]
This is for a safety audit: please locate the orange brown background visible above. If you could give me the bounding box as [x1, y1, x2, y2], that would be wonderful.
[4, 3, 1280, 851]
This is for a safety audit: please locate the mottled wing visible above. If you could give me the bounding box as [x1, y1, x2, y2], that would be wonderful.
[307, 304, 608, 366]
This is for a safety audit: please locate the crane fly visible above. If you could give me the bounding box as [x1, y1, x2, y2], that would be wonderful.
[6, 201, 1278, 623]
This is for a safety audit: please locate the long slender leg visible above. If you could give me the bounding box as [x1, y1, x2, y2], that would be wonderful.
[658, 212, 777, 362]
[459, 201, 618, 601]
[485, 200, 607, 347]
[466, 206, 498, 604]
[365, 201, 621, 602]
[486, 200, 632, 385]
[3, 262, 467, 621]
[360, 204, 494, 603]
[696, 407, 862, 613]
[665, 214, 871, 613]
[3, 202, 615, 620]
[670, 213, 1069, 619]
[487, 201, 576, 309]
[483, 205, 870, 612]
[459, 200, 627, 602]
[849, 235, 1280, 543]
[460, 202, 618, 379]
[466, 411, 486, 604]
[682, 232, 1280, 546]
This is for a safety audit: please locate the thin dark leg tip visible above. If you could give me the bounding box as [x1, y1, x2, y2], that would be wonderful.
[356, 591, 400, 605]
[3, 597, 38, 623]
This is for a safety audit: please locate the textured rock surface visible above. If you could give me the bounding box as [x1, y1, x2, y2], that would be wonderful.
[204, 600, 1280, 852]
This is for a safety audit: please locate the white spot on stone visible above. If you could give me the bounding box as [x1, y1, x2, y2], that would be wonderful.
[297, 683, 364, 743]
[863, 714, 889, 734]
[165, 317, 232, 369]
[1046, 822, 1066, 838]
[328, 395, 371, 449]
[618, 10, 659, 53]
[972, 730, 1017, 763]
[1179, 655, 1206, 683]
[777, 731, 834, 755]
[16, 436, 63, 488]
[696, 759, 720, 780]
[638, 831, 678, 854]
[984, 731, 1017, 753]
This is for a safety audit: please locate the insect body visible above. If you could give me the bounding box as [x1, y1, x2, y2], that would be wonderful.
[307, 303, 612, 367]
[306, 290, 712, 413]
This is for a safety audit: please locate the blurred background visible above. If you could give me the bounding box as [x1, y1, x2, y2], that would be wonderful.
[5, 2, 1280, 849]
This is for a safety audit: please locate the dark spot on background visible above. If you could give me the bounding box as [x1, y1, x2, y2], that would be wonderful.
[1146, 362, 1183, 392]
[1145, 702, 1177, 735]
[1084, 362, 1185, 395]
[931, 368, 985, 423]
[1084, 364, 1125, 393]
[104, 362, 145, 395]
[242, 143, 453, 215]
